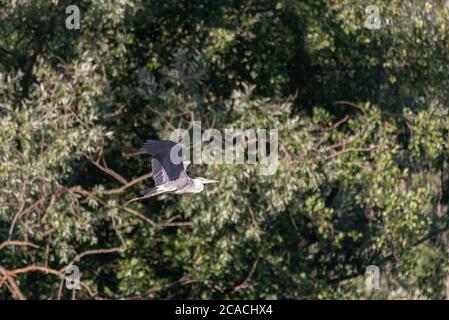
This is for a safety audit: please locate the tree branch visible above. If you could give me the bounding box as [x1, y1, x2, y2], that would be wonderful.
[0, 240, 39, 251]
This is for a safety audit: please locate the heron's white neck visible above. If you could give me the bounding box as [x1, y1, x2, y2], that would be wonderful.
[191, 178, 205, 193]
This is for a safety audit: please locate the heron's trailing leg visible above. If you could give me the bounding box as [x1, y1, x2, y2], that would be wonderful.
[126, 185, 176, 204]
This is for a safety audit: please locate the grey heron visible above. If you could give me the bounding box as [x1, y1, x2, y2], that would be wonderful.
[127, 139, 218, 203]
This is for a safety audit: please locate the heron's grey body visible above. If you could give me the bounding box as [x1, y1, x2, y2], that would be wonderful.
[128, 139, 217, 203]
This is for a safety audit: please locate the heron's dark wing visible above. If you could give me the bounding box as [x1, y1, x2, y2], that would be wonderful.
[141, 139, 177, 157]
[142, 139, 188, 185]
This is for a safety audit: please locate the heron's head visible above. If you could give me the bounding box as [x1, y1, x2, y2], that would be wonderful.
[193, 177, 219, 185]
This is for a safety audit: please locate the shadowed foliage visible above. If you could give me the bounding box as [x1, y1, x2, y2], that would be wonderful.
[1, 0, 449, 299]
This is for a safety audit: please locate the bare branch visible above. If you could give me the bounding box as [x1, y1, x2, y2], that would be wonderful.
[70, 172, 153, 196]
[0, 267, 26, 300]
[234, 255, 261, 292]
[91, 159, 128, 185]
[0, 240, 39, 251]
[63, 247, 124, 271]
[123, 207, 158, 227]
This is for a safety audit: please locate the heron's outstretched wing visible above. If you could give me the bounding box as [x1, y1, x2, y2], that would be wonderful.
[141, 139, 188, 186]
[151, 158, 168, 186]
[141, 139, 176, 157]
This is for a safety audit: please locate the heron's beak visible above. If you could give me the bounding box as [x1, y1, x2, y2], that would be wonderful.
[203, 179, 219, 184]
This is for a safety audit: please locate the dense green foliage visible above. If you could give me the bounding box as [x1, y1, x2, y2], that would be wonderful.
[1, 0, 449, 299]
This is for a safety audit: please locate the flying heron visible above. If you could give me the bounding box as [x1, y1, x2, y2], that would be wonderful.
[127, 139, 218, 203]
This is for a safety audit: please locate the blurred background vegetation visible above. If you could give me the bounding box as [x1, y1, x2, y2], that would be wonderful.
[1, 0, 449, 299]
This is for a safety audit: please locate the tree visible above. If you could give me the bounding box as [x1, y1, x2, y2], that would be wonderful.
[1, 0, 449, 299]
